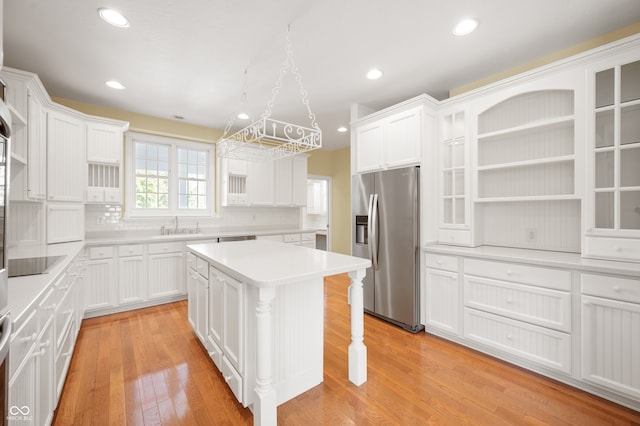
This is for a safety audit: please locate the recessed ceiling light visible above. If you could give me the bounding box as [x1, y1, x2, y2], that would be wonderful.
[337, 126, 348, 133]
[105, 80, 126, 90]
[453, 18, 479, 36]
[366, 68, 383, 80]
[237, 113, 250, 120]
[98, 8, 130, 28]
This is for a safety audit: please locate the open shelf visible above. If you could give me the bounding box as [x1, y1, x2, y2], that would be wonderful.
[477, 155, 574, 172]
[477, 115, 574, 140]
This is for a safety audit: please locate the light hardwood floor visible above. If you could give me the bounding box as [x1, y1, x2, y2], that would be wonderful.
[53, 274, 640, 425]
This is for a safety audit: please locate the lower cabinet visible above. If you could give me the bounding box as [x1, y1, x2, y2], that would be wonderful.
[422, 248, 640, 411]
[118, 245, 146, 305]
[85, 246, 117, 312]
[188, 258, 324, 408]
[8, 252, 84, 425]
[581, 273, 640, 401]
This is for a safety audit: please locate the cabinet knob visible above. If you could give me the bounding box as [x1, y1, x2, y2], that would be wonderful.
[506, 333, 513, 340]
[22, 333, 38, 343]
[506, 298, 513, 304]
[436, 259, 443, 265]
[612, 285, 621, 292]
[506, 270, 513, 276]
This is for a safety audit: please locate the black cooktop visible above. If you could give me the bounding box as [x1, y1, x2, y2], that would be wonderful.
[8, 255, 65, 278]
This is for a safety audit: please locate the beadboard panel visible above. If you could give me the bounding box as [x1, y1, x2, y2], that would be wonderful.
[478, 200, 581, 252]
[9, 202, 43, 245]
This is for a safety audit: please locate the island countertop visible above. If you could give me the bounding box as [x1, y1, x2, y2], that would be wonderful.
[186, 240, 371, 287]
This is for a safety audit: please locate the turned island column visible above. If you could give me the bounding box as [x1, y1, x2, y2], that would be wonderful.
[254, 286, 277, 426]
[347, 269, 367, 385]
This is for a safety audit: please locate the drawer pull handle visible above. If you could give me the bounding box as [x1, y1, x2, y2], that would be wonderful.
[40, 340, 51, 349]
[506, 333, 513, 340]
[45, 304, 57, 311]
[22, 333, 38, 343]
[436, 260, 443, 265]
[33, 349, 46, 357]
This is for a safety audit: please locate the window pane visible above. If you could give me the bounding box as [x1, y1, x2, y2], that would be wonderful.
[595, 151, 614, 188]
[621, 60, 640, 103]
[595, 192, 614, 229]
[621, 191, 640, 230]
[147, 160, 158, 175]
[595, 110, 614, 148]
[621, 104, 640, 145]
[158, 146, 169, 162]
[188, 150, 197, 163]
[188, 164, 198, 179]
[621, 147, 640, 187]
[136, 159, 146, 174]
[159, 178, 169, 194]
[158, 194, 169, 209]
[595, 68, 614, 108]
[158, 161, 169, 177]
[135, 143, 146, 158]
[198, 166, 206, 180]
[179, 194, 187, 209]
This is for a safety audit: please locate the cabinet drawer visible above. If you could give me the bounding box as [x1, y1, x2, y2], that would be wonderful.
[10, 310, 38, 378]
[221, 355, 243, 404]
[464, 275, 571, 332]
[464, 308, 571, 374]
[581, 273, 640, 304]
[438, 229, 472, 246]
[104, 188, 121, 203]
[89, 246, 113, 260]
[585, 236, 640, 263]
[207, 336, 223, 371]
[424, 253, 458, 272]
[148, 241, 183, 254]
[54, 287, 74, 353]
[196, 257, 209, 278]
[118, 244, 144, 257]
[37, 288, 62, 329]
[186, 252, 196, 270]
[301, 232, 316, 242]
[85, 188, 104, 203]
[283, 233, 301, 243]
[464, 258, 570, 291]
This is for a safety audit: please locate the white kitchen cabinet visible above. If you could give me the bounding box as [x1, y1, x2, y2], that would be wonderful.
[581, 273, 640, 400]
[36, 316, 55, 426]
[584, 50, 640, 262]
[353, 101, 424, 173]
[220, 157, 249, 206]
[222, 271, 243, 373]
[437, 107, 473, 246]
[423, 254, 460, 335]
[207, 265, 224, 368]
[86, 121, 123, 164]
[196, 272, 209, 345]
[187, 267, 197, 330]
[46, 203, 84, 244]
[47, 108, 85, 202]
[147, 242, 184, 299]
[249, 158, 275, 205]
[84, 246, 117, 312]
[8, 334, 37, 426]
[118, 245, 147, 305]
[275, 155, 308, 207]
[26, 87, 47, 201]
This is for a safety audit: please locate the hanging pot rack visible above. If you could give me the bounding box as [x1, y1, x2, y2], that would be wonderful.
[217, 26, 322, 161]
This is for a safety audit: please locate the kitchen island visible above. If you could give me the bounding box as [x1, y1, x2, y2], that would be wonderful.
[186, 240, 371, 426]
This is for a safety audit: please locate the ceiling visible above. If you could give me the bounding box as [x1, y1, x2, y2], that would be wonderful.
[3, 1, 640, 151]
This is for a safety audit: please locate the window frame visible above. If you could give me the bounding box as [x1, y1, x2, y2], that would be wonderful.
[125, 131, 216, 218]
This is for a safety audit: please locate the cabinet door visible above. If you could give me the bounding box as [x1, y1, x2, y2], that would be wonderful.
[148, 252, 184, 299]
[85, 258, 116, 311]
[355, 121, 383, 173]
[223, 273, 244, 374]
[86, 122, 123, 164]
[385, 107, 422, 168]
[582, 295, 640, 399]
[119, 256, 147, 304]
[26, 90, 47, 200]
[47, 109, 85, 202]
[292, 155, 308, 206]
[8, 344, 37, 425]
[208, 270, 223, 347]
[196, 274, 209, 344]
[424, 268, 460, 335]
[46, 203, 84, 244]
[249, 158, 274, 205]
[274, 157, 293, 206]
[187, 269, 198, 330]
[36, 318, 55, 426]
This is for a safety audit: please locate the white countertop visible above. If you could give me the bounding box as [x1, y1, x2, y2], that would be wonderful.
[187, 240, 371, 287]
[8, 241, 85, 329]
[423, 244, 640, 277]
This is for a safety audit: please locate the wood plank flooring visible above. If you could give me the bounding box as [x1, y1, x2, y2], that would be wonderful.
[53, 274, 640, 425]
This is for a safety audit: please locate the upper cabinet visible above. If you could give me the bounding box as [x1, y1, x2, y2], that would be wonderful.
[85, 119, 127, 204]
[47, 107, 86, 203]
[352, 99, 426, 173]
[220, 153, 307, 208]
[584, 49, 640, 262]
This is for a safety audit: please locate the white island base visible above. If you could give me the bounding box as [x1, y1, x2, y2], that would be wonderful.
[186, 240, 371, 426]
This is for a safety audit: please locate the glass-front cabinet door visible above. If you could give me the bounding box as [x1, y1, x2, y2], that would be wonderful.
[586, 52, 640, 262]
[437, 107, 473, 246]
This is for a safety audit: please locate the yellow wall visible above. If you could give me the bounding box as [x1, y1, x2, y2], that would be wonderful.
[307, 148, 351, 255]
[450, 21, 640, 97]
[52, 97, 223, 143]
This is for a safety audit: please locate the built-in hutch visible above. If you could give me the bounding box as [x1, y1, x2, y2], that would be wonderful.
[351, 34, 640, 412]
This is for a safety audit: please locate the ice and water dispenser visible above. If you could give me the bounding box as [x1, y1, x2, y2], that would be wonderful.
[355, 216, 368, 245]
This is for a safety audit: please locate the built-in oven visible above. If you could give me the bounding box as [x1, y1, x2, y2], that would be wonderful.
[0, 76, 13, 426]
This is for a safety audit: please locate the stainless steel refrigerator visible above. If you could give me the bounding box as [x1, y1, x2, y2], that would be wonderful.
[352, 166, 422, 333]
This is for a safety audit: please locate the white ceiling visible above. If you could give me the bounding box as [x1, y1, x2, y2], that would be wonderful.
[3, 1, 640, 150]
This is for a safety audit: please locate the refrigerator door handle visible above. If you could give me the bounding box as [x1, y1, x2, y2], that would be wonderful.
[370, 193, 379, 270]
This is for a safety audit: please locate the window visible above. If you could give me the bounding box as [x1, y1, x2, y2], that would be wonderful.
[126, 132, 215, 217]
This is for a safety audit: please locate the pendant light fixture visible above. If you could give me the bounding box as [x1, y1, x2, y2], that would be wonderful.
[218, 25, 322, 161]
